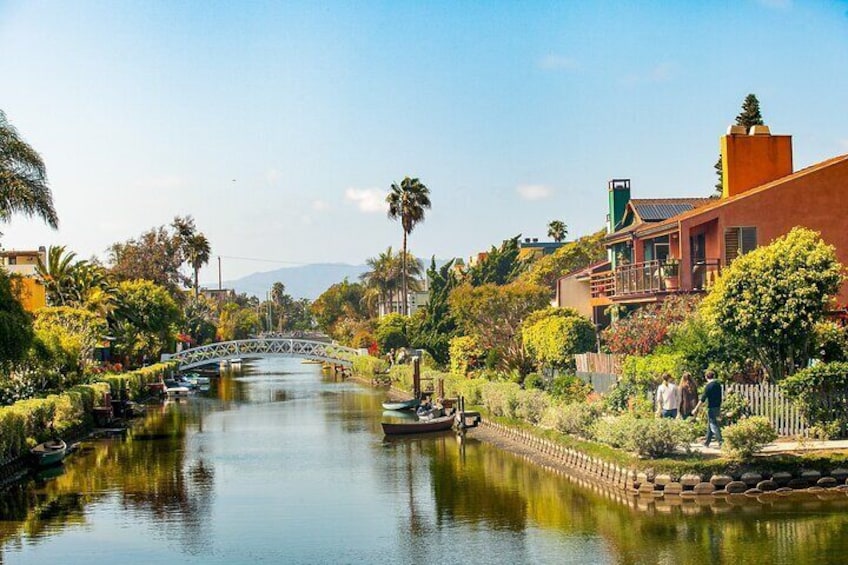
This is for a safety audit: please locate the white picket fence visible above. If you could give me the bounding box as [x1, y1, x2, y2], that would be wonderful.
[726, 382, 808, 437]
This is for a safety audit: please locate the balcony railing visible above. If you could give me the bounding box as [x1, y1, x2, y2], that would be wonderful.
[589, 258, 722, 299]
[615, 260, 673, 296]
[691, 259, 721, 291]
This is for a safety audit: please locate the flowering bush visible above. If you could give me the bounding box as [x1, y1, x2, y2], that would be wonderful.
[602, 295, 700, 355]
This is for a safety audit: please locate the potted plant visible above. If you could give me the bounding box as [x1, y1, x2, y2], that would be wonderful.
[661, 259, 680, 290]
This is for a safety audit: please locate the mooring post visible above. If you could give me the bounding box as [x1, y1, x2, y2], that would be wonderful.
[413, 357, 421, 398]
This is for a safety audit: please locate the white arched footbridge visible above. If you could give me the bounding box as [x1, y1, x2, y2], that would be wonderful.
[162, 338, 364, 370]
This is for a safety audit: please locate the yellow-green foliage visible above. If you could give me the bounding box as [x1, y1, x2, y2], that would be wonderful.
[521, 308, 596, 369]
[0, 382, 109, 462]
[621, 352, 685, 389]
[449, 335, 483, 376]
[701, 227, 844, 381]
[351, 355, 389, 376]
[722, 416, 778, 459]
[389, 364, 414, 390]
[103, 361, 176, 400]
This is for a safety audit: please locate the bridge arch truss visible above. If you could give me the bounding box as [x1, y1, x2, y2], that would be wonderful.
[163, 338, 363, 370]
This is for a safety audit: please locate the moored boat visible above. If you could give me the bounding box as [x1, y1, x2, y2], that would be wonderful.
[30, 439, 67, 467]
[381, 414, 456, 435]
[382, 398, 421, 411]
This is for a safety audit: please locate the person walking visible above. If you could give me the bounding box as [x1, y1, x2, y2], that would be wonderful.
[655, 373, 680, 419]
[693, 370, 722, 447]
[678, 372, 699, 419]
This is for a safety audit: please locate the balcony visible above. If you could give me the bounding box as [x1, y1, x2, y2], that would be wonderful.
[589, 259, 721, 299]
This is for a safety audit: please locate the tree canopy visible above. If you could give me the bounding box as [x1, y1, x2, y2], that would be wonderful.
[0, 109, 58, 229]
[522, 307, 596, 370]
[468, 235, 527, 286]
[0, 271, 33, 364]
[701, 227, 844, 380]
[448, 280, 550, 375]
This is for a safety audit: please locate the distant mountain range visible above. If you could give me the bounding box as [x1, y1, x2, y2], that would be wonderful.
[215, 263, 370, 300]
[212, 259, 452, 300]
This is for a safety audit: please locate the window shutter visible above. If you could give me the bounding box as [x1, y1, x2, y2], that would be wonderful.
[725, 228, 740, 263]
[741, 227, 757, 254]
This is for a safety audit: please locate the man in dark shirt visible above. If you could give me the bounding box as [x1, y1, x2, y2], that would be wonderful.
[692, 370, 722, 447]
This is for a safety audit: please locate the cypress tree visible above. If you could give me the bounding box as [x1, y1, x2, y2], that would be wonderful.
[714, 94, 765, 196]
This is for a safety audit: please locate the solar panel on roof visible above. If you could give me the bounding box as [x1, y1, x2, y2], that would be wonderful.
[634, 203, 696, 221]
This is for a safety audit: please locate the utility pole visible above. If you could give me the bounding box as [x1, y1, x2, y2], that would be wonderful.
[218, 256, 222, 290]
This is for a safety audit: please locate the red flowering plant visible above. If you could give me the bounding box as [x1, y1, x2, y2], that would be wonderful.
[602, 295, 700, 356]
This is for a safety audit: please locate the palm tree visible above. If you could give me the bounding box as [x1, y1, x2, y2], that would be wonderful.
[386, 177, 431, 316]
[185, 233, 211, 298]
[0, 110, 58, 229]
[361, 247, 400, 315]
[547, 220, 568, 243]
[36, 245, 78, 305]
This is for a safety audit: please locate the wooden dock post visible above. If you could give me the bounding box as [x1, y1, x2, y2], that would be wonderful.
[413, 357, 421, 398]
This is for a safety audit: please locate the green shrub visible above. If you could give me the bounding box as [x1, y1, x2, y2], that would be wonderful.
[593, 414, 696, 458]
[543, 402, 600, 438]
[446, 377, 486, 406]
[375, 313, 409, 353]
[481, 382, 521, 418]
[781, 361, 848, 436]
[102, 361, 177, 401]
[352, 355, 389, 376]
[722, 416, 777, 459]
[621, 352, 685, 390]
[515, 389, 549, 424]
[449, 336, 482, 376]
[523, 373, 544, 391]
[548, 374, 592, 404]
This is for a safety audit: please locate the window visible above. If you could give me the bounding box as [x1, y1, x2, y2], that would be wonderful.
[724, 227, 757, 264]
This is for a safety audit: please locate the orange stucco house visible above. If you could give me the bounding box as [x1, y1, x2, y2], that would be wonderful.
[585, 125, 848, 326]
[0, 248, 47, 311]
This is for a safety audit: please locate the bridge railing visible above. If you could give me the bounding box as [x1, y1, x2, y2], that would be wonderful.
[163, 338, 364, 370]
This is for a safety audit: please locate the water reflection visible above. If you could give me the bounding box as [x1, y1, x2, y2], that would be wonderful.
[2, 359, 848, 564]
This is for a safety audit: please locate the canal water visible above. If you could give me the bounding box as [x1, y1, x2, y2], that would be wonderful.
[3, 358, 848, 564]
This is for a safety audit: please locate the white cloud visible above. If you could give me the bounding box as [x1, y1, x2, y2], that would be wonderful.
[312, 199, 329, 211]
[516, 184, 553, 201]
[344, 187, 386, 213]
[538, 54, 579, 71]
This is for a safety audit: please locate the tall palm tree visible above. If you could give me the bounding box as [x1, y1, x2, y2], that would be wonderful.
[547, 220, 568, 243]
[386, 177, 431, 316]
[0, 110, 58, 229]
[185, 233, 211, 298]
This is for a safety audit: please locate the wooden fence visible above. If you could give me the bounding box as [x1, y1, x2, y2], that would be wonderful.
[575, 353, 624, 395]
[726, 383, 808, 437]
[575, 353, 624, 375]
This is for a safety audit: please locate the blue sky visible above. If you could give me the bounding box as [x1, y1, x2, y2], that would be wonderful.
[1, 0, 847, 281]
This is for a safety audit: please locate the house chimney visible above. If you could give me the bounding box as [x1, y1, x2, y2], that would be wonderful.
[607, 179, 631, 233]
[720, 124, 792, 199]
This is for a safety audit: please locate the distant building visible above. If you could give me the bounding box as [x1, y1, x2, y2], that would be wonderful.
[518, 237, 566, 261]
[378, 289, 430, 318]
[198, 287, 236, 303]
[0, 247, 46, 311]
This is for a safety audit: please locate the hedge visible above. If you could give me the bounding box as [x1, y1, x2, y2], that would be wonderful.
[101, 361, 177, 401]
[0, 382, 110, 463]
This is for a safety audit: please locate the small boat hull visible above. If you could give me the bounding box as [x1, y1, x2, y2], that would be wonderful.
[382, 398, 420, 411]
[381, 414, 456, 435]
[30, 439, 67, 468]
